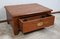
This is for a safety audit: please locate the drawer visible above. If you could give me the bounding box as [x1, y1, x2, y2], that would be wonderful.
[19, 14, 55, 33]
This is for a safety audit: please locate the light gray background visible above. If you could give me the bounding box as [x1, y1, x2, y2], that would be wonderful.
[0, 0, 60, 39]
[0, 0, 60, 20]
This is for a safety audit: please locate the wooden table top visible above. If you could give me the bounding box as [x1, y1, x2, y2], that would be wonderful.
[5, 3, 52, 17]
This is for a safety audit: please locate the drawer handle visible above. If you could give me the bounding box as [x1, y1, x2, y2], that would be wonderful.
[37, 22, 43, 27]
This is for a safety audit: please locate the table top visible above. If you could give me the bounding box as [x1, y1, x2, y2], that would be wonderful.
[5, 3, 52, 17]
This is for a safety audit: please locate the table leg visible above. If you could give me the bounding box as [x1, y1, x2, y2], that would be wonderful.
[11, 18, 20, 35]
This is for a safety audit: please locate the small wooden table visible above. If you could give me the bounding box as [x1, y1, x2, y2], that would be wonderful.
[5, 3, 53, 35]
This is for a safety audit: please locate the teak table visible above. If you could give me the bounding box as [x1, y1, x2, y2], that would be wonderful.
[5, 3, 55, 35]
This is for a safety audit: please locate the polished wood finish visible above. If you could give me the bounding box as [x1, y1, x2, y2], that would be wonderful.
[5, 3, 52, 17]
[19, 14, 55, 33]
[5, 3, 54, 35]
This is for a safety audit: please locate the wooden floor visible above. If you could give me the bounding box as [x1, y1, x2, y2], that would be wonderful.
[0, 14, 60, 39]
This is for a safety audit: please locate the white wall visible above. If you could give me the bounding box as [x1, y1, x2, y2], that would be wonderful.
[0, 0, 60, 20]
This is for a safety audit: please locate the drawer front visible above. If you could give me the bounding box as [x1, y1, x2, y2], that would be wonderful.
[20, 16, 55, 33]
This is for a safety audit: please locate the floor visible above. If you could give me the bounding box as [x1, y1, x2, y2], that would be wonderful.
[0, 13, 60, 39]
